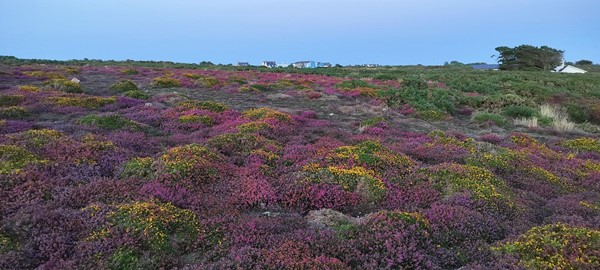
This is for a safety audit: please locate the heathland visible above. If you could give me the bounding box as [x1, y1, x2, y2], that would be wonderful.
[1, 58, 600, 269]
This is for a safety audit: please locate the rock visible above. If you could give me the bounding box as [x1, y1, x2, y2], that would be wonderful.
[70, 77, 81, 83]
[305, 209, 356, 228]
[144, 103, 153, 107]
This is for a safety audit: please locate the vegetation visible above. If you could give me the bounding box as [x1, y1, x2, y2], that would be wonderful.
[495, 45, 564, 71]
[1, 58, 600, 269]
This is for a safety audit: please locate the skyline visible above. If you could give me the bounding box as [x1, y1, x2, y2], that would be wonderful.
[1, 0, 599, 65]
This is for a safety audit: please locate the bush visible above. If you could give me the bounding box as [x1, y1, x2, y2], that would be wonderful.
[49, 96, 116, 108]
[109, 80, 138, 93]
[336, 79, 373, 89]
[178, 100, 228, 113]
[120, 157, 154, 179]
[78, 114, 136, 130]
[472, 112, 507, 126]
[157, 144, 223, 182]
[121, 67, 139, 75]
[178, 114, 214, 126]
[0, 95, 25, 106]
[87, 201, 203, 268]
[242, 107, 292, 122]
[195, 76, 221, 88]
[0, 106, 29, 118]
[421, 163, 511, 206]
[43, 79, 83, 93]
[502, 105, 539, 118]
[152, 77, 181, 88]
[561, 138, 600, 153]
[0, 144, 44, 174]
[122, 90, 150, 100]
[493, 223, 600, 269]
[18, 85, 40, 92]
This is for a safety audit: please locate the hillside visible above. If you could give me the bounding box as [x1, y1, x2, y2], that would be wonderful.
[1, 62, 600, 269]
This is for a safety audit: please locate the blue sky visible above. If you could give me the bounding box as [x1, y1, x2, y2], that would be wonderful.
[1, 0, 598, 65]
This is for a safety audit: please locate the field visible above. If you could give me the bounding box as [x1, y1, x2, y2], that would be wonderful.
[1, 60, 600, 269]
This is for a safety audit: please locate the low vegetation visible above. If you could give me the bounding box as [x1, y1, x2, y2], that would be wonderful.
[1, 59, 600, 269]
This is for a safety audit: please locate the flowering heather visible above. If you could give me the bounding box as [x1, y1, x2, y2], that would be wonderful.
[2, 62, 600, 269]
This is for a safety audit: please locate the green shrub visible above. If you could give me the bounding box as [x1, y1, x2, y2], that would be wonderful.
[44, 79, 83, 93]
[493, 223, 600, 270]
[237, 121, 272, 133]
[360, 116, 386, 128]
[336, 79, 373, 89]
[538, 115, 553, 127]
[120, 157, 154, 179]
[472, 112, 507, 126]
[64, 67, 80, 74]
[49, 96, 116, 108]
[243, 107, 291, 122]
[178, 100, 228, 113]
[304, 164, 387, 202]
[401, 76, 428, 90]
[18, 85, 40, 92]
[78, 114, 136, 130]
[108, 248, 140, 270]
[501, 105, 539, 118]
[0, 106, 29, 118]
[227, 75, 247, 85]
[0, 232, 17, 253]
[0, 144, 44, 174]
[373, 73, 397, 81]
[0, 95, 25, 106]
[239, 84, 272, 92]
[565, 103, 589, 123]
[561, 138, 600, 153]
[121, 68, 139, 75]
[183, 73, 202, 79]
[122, 90, 150, 100]
[417, 110, 449, 121]
[110, 80, 138, 93]
[151, 77, 181, 88]
[158, 144, 222, 180]
[195, 76, 220, 88]
[178, 114, 214, 126]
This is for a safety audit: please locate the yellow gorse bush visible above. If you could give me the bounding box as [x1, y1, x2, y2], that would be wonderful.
[493, 223, 600, 269]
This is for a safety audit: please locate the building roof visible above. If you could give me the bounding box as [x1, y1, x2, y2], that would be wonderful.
[554, 65, 587, 74]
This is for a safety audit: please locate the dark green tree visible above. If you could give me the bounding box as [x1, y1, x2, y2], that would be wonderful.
[495, 45, 564, 71]
[576, 59, 593, 65]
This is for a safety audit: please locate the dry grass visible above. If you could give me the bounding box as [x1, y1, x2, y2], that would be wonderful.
[514, 117, 538, 128]
[539, 104, 575, 132]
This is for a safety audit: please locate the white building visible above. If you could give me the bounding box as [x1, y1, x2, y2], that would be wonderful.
[553, 61, 588, 74]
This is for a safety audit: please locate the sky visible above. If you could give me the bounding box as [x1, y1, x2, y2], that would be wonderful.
[1, 0, 599, 65]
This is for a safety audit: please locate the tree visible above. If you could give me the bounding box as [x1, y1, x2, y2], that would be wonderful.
[576, 60, 593, 65]
[495, 45, 564, 71]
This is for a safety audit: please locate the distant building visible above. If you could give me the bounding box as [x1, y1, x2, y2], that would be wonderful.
[293, 61, 317, 68]
[364, 64, 381, 68]
[237, 62, 250, 67]
[262, 61, 277, 68]
[471, 64, 500, 71]
[317, 62, 332, 68]
[277, 63, 291, 68]
[553, 64, 587, 74]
